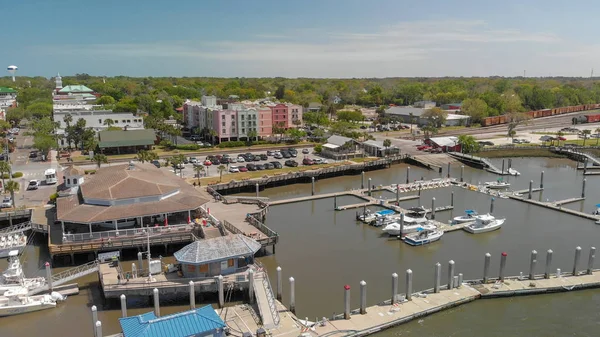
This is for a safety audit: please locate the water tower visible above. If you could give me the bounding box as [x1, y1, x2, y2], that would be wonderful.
[7, 65, 17, 82]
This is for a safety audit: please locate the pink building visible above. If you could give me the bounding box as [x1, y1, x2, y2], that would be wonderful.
[258, 107, 272, 137]
[270, 103, 303, 129]
[287, 104, 303, 128]
[212, 109, 237, 142]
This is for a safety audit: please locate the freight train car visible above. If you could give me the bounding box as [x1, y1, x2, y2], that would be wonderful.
[482, 104, 600, 127]
[573, 114, 600, 124]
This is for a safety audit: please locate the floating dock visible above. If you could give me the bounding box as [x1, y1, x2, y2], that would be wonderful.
[508, 195, 599, 221]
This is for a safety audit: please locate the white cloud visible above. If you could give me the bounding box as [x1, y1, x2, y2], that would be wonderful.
[33, 19, 568, 77]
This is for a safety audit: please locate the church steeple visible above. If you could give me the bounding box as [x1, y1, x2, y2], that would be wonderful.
[55, 73, 63, 89]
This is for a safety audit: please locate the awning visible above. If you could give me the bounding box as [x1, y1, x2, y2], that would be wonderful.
[323, 143, 340, 149]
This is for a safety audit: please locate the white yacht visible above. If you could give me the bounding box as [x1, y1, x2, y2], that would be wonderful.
[508, 168, 520, 176]
[484, 181, 511, 189]
[0, 233, 27, 258]
[464, 214, 505, 234]
[403, 227, 444, 246]
[0, 251, 46, 295]
[0, 288, 64, 317]
[593, 204, 600, 216]
[452, 210, 478, 224]
[382, 222, 436, 236]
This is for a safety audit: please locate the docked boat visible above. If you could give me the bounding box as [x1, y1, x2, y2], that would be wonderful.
[452, 210, 478, 224]
[464, 214, 505, 234]
[0, 288, 64, 317]
[484, 180, 510, 189]
[357, 209, 395, 224]
[382, 222, 436, 236]
[403, 227, 444, 246]
[593, 204, 600, 216]
[0, 234, 27, 258]
[508, 168, 520, 176]
[0, 251, 46, 295]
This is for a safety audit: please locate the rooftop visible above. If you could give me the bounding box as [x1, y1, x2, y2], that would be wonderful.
[326, 135, 354, 146]
[428, 136, 459, 147]
[362, 140, 398, 149]
[385, 107, 426, 116]
[174, 234, 261, 264]
[64, 166, 85, 176]
[0, 87, 17, 94]
[57, 163, 209, 223]
[58, 85, 94, 94]
[119, 305, 226, 337]
[98, 129, 156, 148]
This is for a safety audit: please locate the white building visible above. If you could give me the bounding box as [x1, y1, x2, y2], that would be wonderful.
[0, 87, 17, 119]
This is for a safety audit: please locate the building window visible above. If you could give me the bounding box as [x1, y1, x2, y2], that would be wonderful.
[187, 265, 196, 273]
[73, 179, 77, 185]
[199, 264, 208, 273]
[241, 115, 245, 120]
[261, 128, 264, 132]
[261, 121, 263, 125]
[228, 259, 234, 267]
[127, 120, 131, 123]
[222, 122, 226, 127]
[222, 115, 225, 120]
[67, 178, 71, 185]
[232, 121, 235, 126]
[242, 129, 245, 133]
[98, 119, 102, 124]
[241, 122, 245, 127]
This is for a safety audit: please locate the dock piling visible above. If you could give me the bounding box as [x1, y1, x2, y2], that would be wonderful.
[508, 158, 512, 170]
[557, 268, 561, 278]
[528, 180, 533, 199]
[95, 321, 102, 337]
[334, 195, 337, 209]
[396, 185, 400, 204]
[434, 262, 441, 293]
[490, 197, 495, 214]
[44, 262, 53, 291]
[431, 198, 436, 219]
[574, 246, 582, 275]
[501, 160, 505, 174]
[447, 260, 455, 289]
[120, 294, 127, 318]
[545, 249, 553, 279]
[584, 158, 588, 175]
[289, 277, 296, 314]
[153, 288, 160, 317]
[529, 250, 537, 280]
[368, 178, 372, 196]
[460, 165, 464, 182]
[391, 273, 398, 304]
[361, 171, 365, 189]
[483, 253, 491, 283]
[311, 177, 315, 196]
[458, 273, 463, 288]
[582, 179, 587, 198]
[276, 266, 283, 301]
[255, 183, 259, 197]
[137, 252, 143, 271]
[91, 305, 98, 337]
[453, 276, 459, 289]
[499, 252, 507, 281]
[344, 285, 351, 320]
[399, 213, 405, 237]
[131, 263, 137, 278]
[588, 247, 596, 275]
[447, 162, 451, 178]
[406, 167, 410, 184]
[248, 269, 255, 304]
[406, 269, 413, 301]
[217, 275, 224, 308]
[540, 171, 544, 189]
[187, 281, 196, 309]
[359, 281, 367, 314]
[451, 191, 454, 207]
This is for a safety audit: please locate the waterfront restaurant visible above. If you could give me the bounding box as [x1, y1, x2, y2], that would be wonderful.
[174, 234, 262, 278]
[56, 162, 209, 238]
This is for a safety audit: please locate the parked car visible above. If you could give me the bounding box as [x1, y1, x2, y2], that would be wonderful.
[237, 156, 245, 162]
[255, 164, 265, 170]
[246, 163, 256, 171]
[512, 139, 522, 144]
[229, 166, 240, 173]
[267, 150, 275, 156]
[151, 160, 161, 168]
[204, 160, 212, 166]
[302, 158, 314, 165]
[238, 166, 248, 172]
[29, 151, 37, 159]
[313, 158, 328, 164]
[302, 148, 310, 154]
[520, 139, 531, 144]
[27, 180, 39, 190]
[264, 163, 274, 170]
[1, 196, 12, 208]
[416, 145, 430, 151]
[281, 151, 291, 159]
[285, 160, 298, 167]
[259, 154, 268, 160]
[273, 153, 283, 159]
[557, 136, 567, 141]
[189, 157, 198, 164]
[211, 158, 221, 165]
[478, 141, 495, 146]
[270, 161, 282, 169]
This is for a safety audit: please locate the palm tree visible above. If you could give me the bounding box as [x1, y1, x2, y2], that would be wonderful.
[556, 131, 564, 146]
[0, 161, 11, 189]
[194, 165, 205, 184]
[383, 139, 392, 156]
[93, 154, 108, 168]
[4, 180, 19, 209]
[217, 164, 227, 182]
[103, 118, 115, 127]
[209, 130, 218, 145]
[595, 127, 600, 146]
[408, 112, 414, 133]
[582, 129, 592, 146]
[171, 154, 186, 177]
[137, 150, 158, 163]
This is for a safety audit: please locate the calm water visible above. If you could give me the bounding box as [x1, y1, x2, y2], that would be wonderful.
[4, 157, 600, 337]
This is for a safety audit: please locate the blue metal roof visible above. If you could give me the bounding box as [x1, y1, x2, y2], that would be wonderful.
[120, 305, 226, 337]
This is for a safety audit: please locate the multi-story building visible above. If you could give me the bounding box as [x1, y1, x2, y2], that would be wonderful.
[257, 107, 272, 137]
[0, 87, 17, 120]
[183, 101, 202, 129]
[212, 109, 237, 142]
[287, 104, 303, 128]
[269, 103, 303, 129]
[229, 103, 258, 139]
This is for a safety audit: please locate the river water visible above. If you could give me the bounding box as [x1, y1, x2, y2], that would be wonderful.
[3, 157, 600, 337]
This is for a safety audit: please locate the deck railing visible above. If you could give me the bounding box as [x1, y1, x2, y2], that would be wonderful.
[62, 223, 193, 243]
[260, 270, 281, 327]
[246, 215, 279, 245]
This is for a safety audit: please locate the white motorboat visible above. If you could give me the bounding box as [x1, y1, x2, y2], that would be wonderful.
[0, 233, 26, 259]
[382, 222, 436, 236]
[0, 251, 46, 295]
[452, 210, 478, 224]
[508, 168, 520, 176]
[484, 181, 511, 189]
[403, 227, 444, 246]
[357, 209, 395, 224]
[464, 213, 505, 234]
[593, 204, 600, 216]
[0, 289, 64, 317]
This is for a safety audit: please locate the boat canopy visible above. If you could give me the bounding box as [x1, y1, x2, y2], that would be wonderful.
[377, 209, 395, 216]
[407, 207, 427, 213]
[465, 210, 476, 214]
[596, 204, 600, 208]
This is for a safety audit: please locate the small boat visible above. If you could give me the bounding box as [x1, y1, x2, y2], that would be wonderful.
[452, 210, 478, 224]
[593, 204, 600, 216]
[357, 209, 395, 224]
[382, 222, 436, 236]
[484, 181, 510, 189]
[403, 227, 444, 246]
[508, 168, 520, 176]
[0, 289, 64, 317]
[464, 214, 505, 234]
[0, 250, 46, 295]
[0, 234, 27, 259]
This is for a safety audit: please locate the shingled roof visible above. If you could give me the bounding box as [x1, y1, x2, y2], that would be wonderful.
[174, 235, 261, 264]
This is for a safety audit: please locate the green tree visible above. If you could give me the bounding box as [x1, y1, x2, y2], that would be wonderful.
[93, 153, 108, 168]
[171, 154, 186, 177]
[96, 95, 116, 105]
[137, 150, 158, 163]
[336, 110, 364, 123]
[247, 129, 258, 144]
[383, 138, 392, 156]
[596, 127, 600, 146]
[506, 112, 531, 137]
[509, 130, 517, 141]
[275, 85, 285, 100]
[272, 123, 286, 141]
[422, 107, 447, 128]
[303, 111, 329, 126]
[6, 107, 27, 126]
[0, 161, 11, 188]
[421, 125, 438, 138]
[582, 129, 592, 146]
[27, 101, 53, 119]
[457, 135, 480, 154]
[461, 98, 488, 123]
[103, 118, 115, 127]
[4, 180, 19, 209]
[286, 128, 306, 143]
[33, 135, 57, 156]
[217, 164, 227, 182]
[194, 165, 205, 184]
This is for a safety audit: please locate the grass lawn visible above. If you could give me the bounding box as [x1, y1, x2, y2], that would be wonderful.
[349, 157, 378, 163]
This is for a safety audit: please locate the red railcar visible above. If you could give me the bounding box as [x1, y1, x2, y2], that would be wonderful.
[586, 114, 600, 123]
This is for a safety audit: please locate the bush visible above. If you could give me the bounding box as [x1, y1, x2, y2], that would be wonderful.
[159, 139, 172, 147]
[218, 141, 245, 148]
[314, 144, 323, 154]
[1, 174, 9, 179]
[11, 172, 23, 178]
[175, 144, 200, 151]
[84, 170, 96, 175]
[49, 192, 59, 204]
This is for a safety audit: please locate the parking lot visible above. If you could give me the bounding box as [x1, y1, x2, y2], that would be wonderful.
[158, 146, 332, 179]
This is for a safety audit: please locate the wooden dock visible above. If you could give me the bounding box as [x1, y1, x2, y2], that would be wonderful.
[438, 221, 474, 232]
[507, 195, 599, 221]
[552, 197, 585, 206]
[513, 187, 544, 194]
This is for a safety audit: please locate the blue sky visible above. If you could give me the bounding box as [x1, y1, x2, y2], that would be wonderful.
[2, 0, 598, 78]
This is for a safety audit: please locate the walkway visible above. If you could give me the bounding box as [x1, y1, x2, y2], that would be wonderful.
[252, 270, 280, 329]
[29, 260, 99, 295]
[205, 201, 267, 240]
[448, 152, 506, 175]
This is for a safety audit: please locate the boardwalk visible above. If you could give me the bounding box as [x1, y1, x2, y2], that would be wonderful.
[448, 152, 507, 175]
[205, 201, 267, 240]
[507, 195, 599, 221]
[252, 270, 280, 329]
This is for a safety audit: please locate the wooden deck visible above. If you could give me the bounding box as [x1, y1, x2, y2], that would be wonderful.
[205, 201, 268, 240]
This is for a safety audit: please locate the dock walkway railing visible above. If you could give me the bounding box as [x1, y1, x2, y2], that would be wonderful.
[62, 224, 193, 243]
[246, 215, 279, 246]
